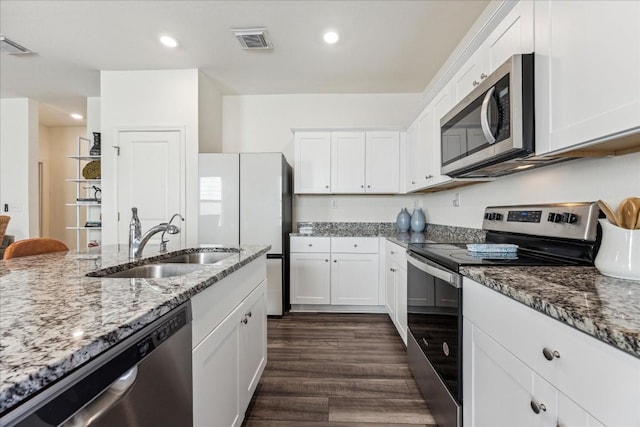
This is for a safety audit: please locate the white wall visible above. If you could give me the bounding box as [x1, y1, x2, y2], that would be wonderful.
[0, 98, 39, 240]
[38, 125, 51, 238]
[198, 71, 223, 153]
[222, 93, 422, 225]
[223, 93, 421, 164]
[421, 152, 640, 229]
[101, 69, 200, 245]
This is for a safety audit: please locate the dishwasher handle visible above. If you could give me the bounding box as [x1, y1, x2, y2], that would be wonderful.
[63, 366, 138, 427]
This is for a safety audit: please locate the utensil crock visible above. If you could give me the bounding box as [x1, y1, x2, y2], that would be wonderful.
[595, 219, 640, 281]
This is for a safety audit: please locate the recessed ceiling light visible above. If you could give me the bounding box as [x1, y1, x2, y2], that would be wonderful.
[160, 35, 178, 48]
[323, 31, 339, 44]
[70, 113, 83, 120]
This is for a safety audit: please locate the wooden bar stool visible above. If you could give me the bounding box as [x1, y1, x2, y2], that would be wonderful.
[3, 238, 69, 260]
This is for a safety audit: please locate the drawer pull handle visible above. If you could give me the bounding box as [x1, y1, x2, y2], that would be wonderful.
[354, 244, 358, 247]
[308, 244, 313, 247]
[241, 317, 248, 325]
[530, 400, 546, 414]
[245, 311, 252, 318]
[542, 348, 560, 361]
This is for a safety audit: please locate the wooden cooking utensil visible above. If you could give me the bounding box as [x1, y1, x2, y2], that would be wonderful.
[618, 198, 639, 229]
[597, 200, 620, 227]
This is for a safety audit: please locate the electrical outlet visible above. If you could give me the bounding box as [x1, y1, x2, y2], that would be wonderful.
[331, 199, 337, 209]
[452, 193, 460, 208]
[413, 199, 419, 208]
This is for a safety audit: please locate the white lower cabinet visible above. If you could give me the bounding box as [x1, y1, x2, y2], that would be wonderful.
[463, 277, 640, 427]
[191, 258, 267, 427]
[384, 240, 407, 344]
[290, 236, 381, 308]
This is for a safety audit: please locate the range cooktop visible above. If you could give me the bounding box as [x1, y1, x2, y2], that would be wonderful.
[408, 202, 602, 272]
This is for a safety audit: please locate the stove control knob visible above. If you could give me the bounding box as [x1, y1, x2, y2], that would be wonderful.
[547, 213, 562, 223]
[562, 213, 578, 224]
[486, 213, 496, 220]
[494, 213, 503, 221]
[484, 213, 491, 220]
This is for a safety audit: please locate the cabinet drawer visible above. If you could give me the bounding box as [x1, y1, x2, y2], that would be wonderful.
[463, 278, 640, 426]
[331, 237, 379, 253]
[385, 240, 406, 266]
[290, 236, 330, 253]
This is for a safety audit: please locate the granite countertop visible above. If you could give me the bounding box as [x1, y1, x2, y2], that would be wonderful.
[461, 266, 640, 359]
[0, 243, 270, 415]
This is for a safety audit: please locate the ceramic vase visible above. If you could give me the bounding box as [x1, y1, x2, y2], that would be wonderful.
[410, 208, 426, 232]
[594, 219, 640, 281]
[396, 208, 411, 232]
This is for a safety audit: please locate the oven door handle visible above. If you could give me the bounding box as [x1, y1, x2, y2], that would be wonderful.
[407, 253, 460, 287]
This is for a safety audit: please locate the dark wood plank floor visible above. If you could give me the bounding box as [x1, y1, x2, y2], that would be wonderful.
[242, 313, 436, 427]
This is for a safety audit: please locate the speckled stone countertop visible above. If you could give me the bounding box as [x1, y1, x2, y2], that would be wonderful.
[0, 244, 270, 415]
[292, 222, 485, 246]
[461, 266, 640, 359]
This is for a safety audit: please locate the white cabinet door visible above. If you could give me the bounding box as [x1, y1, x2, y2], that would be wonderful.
[294, 132, 331, 193]
[117, 130, 184, 246]
[416, 106, 435, 189]
[193, 303, 242, 427]
[429, 84, 455, 186]
[406, 121, 421, 191]
[453, 50, 484, 104]
[331, 131, 366, 193]
[330, 253, 379, 305]
[239, 281, 267, 414]
[557, 392, 604, 427]
[365, 131, 400, 193]
[463, 318, 537, 427]
[385, 257, 396, 319]
[483, 0, 534, 75]
[535, 0, 640, 154]
[290, 253, 331, 304]
[395, 264, 407, 345]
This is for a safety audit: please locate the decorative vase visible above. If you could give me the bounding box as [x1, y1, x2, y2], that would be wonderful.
[410, 208, 426, 232]
[90, 132, 101, 156]
[396, 208, 410, 232]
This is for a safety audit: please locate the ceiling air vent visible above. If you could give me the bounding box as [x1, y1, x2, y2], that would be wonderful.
[0, 35, 31, 55]
[231, 28, 273, 50]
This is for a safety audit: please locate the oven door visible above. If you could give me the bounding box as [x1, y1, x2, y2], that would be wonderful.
[407, 252, 463, 406]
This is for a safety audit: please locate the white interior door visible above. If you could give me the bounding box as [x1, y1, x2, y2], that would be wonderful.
[117, 130, 184, 247]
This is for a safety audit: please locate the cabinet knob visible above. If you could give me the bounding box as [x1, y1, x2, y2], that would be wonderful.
[425, 174, 433, 180]
[333, 259, 337, 263]
[353, 244, 358, 247]
[473, 80, 480, 87]
[245, 311, 252, 318]
[361, 185, 364, 188]
[530, 400, 547, 414]
[411, 181, 416, 185]
[480, 73, 488, 79]
[367, 185, 370, 188]
[325, 185, 329, 189]
[542, 347, 561, 361]
[308, 243, 313, 247]
[241, 317, 248, 325]
[390, 251, 395, 254]
[325, 259, 329, 262]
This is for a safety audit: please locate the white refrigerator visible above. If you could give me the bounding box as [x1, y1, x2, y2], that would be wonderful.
[198, 153, 292, 316]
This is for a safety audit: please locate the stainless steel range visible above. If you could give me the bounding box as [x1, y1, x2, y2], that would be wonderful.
[406, 202, 601, 427]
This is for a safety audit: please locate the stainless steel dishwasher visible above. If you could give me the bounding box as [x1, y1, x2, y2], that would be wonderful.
[2, 302, 192, 427]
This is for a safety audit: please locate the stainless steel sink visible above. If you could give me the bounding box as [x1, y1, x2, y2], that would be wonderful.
[160, 252, 236, 264]
[98, 263, 204, 279]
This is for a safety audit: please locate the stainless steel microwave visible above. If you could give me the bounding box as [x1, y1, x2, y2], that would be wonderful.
[440, 54, 566, 178]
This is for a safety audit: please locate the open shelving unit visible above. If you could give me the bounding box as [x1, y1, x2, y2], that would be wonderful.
[66, 136, 101, 249]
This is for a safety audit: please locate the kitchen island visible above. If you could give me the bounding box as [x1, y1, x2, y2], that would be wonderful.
[0, 243, 270, 418]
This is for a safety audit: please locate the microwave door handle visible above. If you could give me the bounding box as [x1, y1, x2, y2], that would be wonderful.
[481, 86, 497, 144]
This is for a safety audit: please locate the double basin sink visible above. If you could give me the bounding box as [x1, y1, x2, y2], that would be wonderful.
[88, 250, 237, 279]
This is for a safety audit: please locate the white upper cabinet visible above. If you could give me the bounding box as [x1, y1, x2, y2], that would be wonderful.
[534, 0, 640, 155]
[429, 84, 455, 187]
[453, 1, 534, 104]
[331, 131, 366, 193]
[366, 131, 400, 193]
[294, 131, 331, 193]
[295, 130, 400, 194]
[405, 121, 421, 192]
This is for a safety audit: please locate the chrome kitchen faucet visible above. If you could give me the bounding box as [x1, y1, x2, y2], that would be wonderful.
[129, 207, 182, 259]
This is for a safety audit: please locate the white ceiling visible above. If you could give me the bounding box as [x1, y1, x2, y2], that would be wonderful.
[0, 0, 489, 127]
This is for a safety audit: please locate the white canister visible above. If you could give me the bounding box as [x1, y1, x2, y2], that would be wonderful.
[594, 219, 640, 281]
